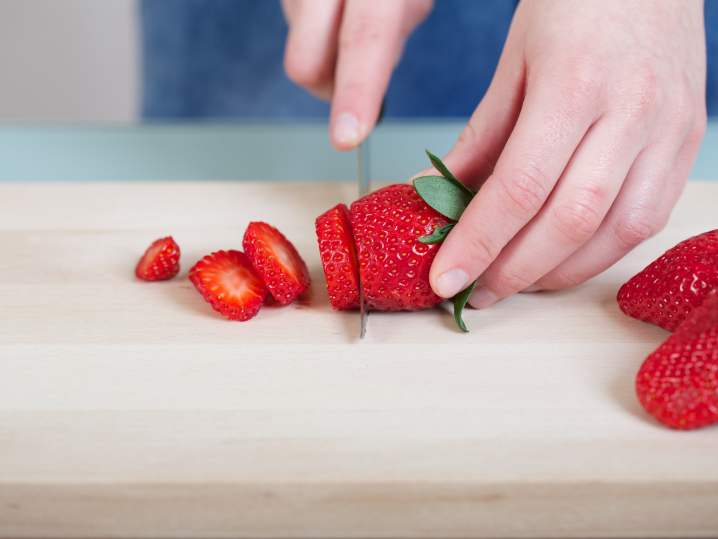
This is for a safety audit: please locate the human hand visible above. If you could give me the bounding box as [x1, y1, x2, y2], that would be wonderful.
[419, 0, 707, 309]
[281, 0, 433, 150]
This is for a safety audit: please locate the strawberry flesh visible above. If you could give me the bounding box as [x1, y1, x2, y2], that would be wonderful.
[636, 290, 718, 430]
[135, 236, 180, 281]
[243, 222, 311, 306]
[350, 184, 450, 311]
[189, 250, 268, 321]
[617, 229, 718, 332]
[315, 204, 361, 310]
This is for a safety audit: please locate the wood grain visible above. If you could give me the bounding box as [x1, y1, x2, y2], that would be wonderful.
[1, 181, 717, 538]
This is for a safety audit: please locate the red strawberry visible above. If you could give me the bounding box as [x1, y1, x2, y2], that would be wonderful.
[315, 204, 361, 310]
[350, 184, 450, 311]
[135, 236, 180, 281]
[617, 230, 718, 332]
[243, 222, 310, 305]
[189, 250, 268, 321]
[636, 290, 718, 430]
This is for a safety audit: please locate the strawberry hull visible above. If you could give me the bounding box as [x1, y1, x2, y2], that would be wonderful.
[349, 184, 449, 311]
[636, 290, 718, 430]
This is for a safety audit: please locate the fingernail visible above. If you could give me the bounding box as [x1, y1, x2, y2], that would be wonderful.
[520, 284, 543, 293]
[468, 286, 499, 309]
[333, 112, 360, 146]
[437, 268, 469, 298]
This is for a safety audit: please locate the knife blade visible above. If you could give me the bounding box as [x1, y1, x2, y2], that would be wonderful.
[358, 139, 370, 339]
[357, 101, 384, 340]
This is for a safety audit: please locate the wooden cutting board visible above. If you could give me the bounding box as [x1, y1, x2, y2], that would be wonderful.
[1, 181, 717, 538]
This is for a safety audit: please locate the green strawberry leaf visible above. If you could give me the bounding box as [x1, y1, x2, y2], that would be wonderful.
[453, 280, 476, 333]
[419, 223, 455, 244]
[413, 175, 472, 221]
[425, 149, 475, 199]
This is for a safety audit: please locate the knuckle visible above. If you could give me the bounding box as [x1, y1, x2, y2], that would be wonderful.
[547, 267, 588, 289]
[455, 123, 495, 180]
[497, 266, 536, 292]
[340, 16, 387, 50]
[564, 60, 606, 102]
[539, 55, 607, 109]
[454, 220, 501, 267]
[457, 122, 477, 148]
[495, 165, 550, 220]
[666, 83, 695, 133]
[620, 68, 663, 120]
[284, 49, 328, 88]
[687, 108, 708, 147]
[613, 209, 654, 249]
[551, 197, 603, 245]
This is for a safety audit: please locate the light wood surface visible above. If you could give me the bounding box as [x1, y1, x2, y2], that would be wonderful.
[1, 181, 717, 538]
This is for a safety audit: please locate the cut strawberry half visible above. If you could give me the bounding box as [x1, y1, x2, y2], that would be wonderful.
[189, 250, 268, 321]
[636, 290, 718, 430]
[243, 222, 311, 306]
[135, 236, 180, 281]
[315, 204, 361, 310]
[617, 229, 718, 332]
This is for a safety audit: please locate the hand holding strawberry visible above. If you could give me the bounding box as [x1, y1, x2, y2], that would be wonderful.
[315, 150, 478, 331]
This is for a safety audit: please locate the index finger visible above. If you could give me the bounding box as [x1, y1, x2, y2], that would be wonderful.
[329, 0, 410, 150]
[429, 69, 603, 298]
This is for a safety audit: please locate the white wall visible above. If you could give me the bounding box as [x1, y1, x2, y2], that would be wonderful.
[0, 0, 139, 121]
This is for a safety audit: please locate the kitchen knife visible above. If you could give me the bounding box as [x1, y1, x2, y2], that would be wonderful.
[357, 101, 385, 340]
[358, 139, 369, 339]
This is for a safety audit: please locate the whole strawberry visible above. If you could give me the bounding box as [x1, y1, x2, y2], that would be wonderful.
[243, 222, 310, 306]
[135, 236, 180, 281]
[316, 204, 361, 310]
[636, 290, 718, 430]
[617, 230, 718, 332]
[350, 184, 450, 311]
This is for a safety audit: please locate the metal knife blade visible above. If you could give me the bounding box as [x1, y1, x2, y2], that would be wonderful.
[358, 139, 370, 339]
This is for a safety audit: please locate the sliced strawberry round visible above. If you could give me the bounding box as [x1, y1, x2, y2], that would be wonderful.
[135, 236, 180, 281]
[315, 204, 360, 310]
[243, 222, 311, 306]
[617, 229, 718, 332]
[636, 290, 718, 430]
[189, 250, 268, 321]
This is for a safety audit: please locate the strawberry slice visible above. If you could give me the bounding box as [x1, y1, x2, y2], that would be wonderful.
[315, 204, 360, 310]
[189, 250, 268, 321]
[243, 222, 310, 305]
[636, 290, 718, 430]
[135, 236, 180, 281]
